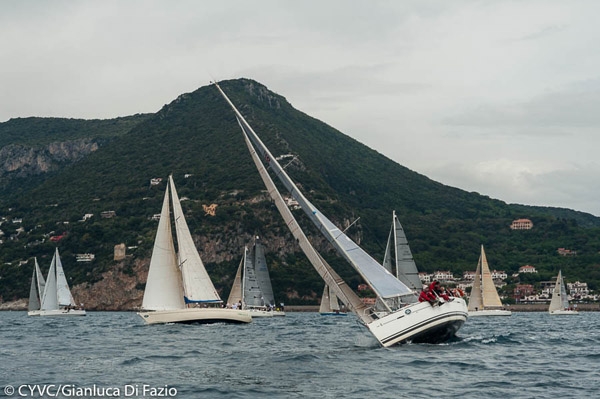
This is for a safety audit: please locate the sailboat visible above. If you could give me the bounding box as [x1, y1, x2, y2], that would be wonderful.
[138, 176, 251, 324]
[36, 249, 86, 317]
[27, 258, 46, 316]
[467, 245, 511, 317]
[548, 270, 579, 315]
[215, 82, 468, 346]
[319, 284, 347, 316]
[227, 238, 285, 317]
[382, 211, 423, 292]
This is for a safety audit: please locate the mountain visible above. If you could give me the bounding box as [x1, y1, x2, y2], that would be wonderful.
[0, 78, 599, 308]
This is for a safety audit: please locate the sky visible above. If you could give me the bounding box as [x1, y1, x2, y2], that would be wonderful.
[2, 0, 599, 216]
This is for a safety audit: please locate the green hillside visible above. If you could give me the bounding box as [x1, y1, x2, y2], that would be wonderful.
[0, 79, 599, 305]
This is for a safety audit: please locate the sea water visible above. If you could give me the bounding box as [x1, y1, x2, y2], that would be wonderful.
[0, 311, 598, 398]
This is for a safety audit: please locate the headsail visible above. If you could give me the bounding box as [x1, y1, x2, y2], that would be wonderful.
[549, 270, 570, 312]
[227, 257, 244, 306]
[28, 266, 40, 311]
[479, 245, 503, 308]
[55, 249, 76, 307]
[467, 250, 483, 312]
[214, 82, 415, 304]
[169, 176, 221, 303]
[40, 255, 58, 311]
[142, 185, 186, 311]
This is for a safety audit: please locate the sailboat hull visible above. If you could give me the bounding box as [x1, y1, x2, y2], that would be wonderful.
[367, 299, 468, 347]
[138, 308, 252, 324]
[468, 309, 512, 317]
[320, 312, 348, 316]
[37, 309, 87, 317]
[549, 310, 579, 315]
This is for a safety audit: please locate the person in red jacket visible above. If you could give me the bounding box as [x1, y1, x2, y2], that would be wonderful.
[418, 286, 437, 305]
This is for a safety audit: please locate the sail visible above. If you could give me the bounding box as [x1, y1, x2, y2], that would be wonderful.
[169, 176, 221, 303]
[328, 285, 340, 311]
[467, 252, 483, 312]
[55, 249, 76, 307]
[549, 270, 570, 312]
[319, 285, 331, 313]
[253, 240, 275, 306]
[35, 258, 46, 301]
[28, 266, 40, 311]
[142, 186, 186, 311]
[226, 95, 371, 323]
[479, 246, 503, 308]
[382, 225, 394, 274]
[392, 212, 422, 292]
[243, 245, 265, 307]
[40, 255, 58, 311]
[214, 83, 414, 303]
[227, 257, 243, 306]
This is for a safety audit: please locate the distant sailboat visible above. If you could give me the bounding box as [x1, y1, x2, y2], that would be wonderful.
[138, 176, 251, 324]
[27, 258, 46, 316]
[36, 249, 86, 317]
[319, 284, 347, 316]
[548, 270, 579, 315]
[227, 238, 285, 317]
[215, 82, 468, 346]
[382, 211, 422, 292]
[467, 245, 511, 317]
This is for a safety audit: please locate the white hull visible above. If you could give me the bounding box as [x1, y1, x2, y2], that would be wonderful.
[35, 309, 86, 317]
[246, 309, 274, 318]
[272, 310, 285, 317]
[138, 308, 252, 324]
[550, 310, 580, 315]
[367, 298, 468, 347]
[468, 309, 512, 317]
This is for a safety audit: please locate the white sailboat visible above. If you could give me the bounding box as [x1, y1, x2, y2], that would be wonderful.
[382, 211, 423, 292]
[215, 82, 468, 346]
[548, 270, 579, 315]
[227, 238, 285, 317]
[319, 284, 347, 316]
[36, 249, 86, 317]
[138, 176, 251, 324]
[467, 245, 511, 317]
[27, 258, 46, 316]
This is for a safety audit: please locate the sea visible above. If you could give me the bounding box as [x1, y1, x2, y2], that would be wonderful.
[0, 311, 598, 399]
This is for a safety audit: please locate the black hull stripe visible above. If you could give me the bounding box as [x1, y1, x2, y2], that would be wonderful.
[380, 311, 467, 344]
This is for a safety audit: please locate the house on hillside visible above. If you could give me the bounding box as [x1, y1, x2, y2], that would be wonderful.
[519, 265, 537, 274]
[510, 218, 533, 230]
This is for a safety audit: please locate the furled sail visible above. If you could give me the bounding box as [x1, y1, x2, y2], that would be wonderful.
[142, 185, 186, 311]
[169, 176, 221, 303]
[214, 83, 415, 303]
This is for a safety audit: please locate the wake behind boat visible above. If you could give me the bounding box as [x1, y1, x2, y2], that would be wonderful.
[215, 82, 467, 346]
[467, 245, 511, 317]
[138, 176, 251, 325]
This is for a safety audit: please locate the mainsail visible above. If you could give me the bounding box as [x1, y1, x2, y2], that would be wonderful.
[214, 83, 415, 305]
[382, 211, 422, 292]
[28, 267, 40, 312]
[141, 185, 186, 311]
[319, 284, 341, 313]
[169, 176, 221, 303]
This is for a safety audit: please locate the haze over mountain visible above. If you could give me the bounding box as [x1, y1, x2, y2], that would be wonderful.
[0, 79, 598, 308]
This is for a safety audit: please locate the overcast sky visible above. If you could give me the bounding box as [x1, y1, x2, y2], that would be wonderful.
[2, 1, 599, 216]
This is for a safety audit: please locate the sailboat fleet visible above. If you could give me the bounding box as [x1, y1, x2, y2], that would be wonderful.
[20, 81, 586, 343]
[28, 249, 85, 317]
